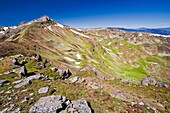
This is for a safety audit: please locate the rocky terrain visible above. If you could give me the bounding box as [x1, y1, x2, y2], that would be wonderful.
[0, 16, 170, 113]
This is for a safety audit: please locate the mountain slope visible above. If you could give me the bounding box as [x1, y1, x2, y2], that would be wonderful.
[0, 16, 170, 112]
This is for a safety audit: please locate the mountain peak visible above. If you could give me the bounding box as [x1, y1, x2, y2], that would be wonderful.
[35, 15, 51, 22]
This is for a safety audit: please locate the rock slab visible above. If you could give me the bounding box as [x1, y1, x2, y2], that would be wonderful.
[14, 75, 42, 88]
[29, 95, 67, 113]
[29, 95, 93, 113]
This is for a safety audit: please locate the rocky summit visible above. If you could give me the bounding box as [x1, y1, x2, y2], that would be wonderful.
[0, 16, 170, 113]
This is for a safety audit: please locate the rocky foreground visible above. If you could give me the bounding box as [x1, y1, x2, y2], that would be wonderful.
[0, 54, 170, 113]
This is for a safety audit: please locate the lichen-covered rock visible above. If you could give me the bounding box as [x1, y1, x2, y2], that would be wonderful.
[0, 79, 8, 86]
[0, 104, 15, 113]
[59, 69, 72, 80]
[11, 107, 21, 113]
[29, 95, 93, 113]
[12, 58, 20, 65]
[3, 71, 12, 75]
[69, 76, 79, 83]
[29, 95, 67, 113]
[156, 82, 169, 87]
[38, 86, 49, 94]
[71, 99, 92, 113]
[14, 75, 42, 88]
[69, 76, 86, 83]
[141, 76, 157, 86]
[19, 66, 28, 77]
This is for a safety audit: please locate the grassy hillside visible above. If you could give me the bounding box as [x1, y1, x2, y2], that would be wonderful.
[0, 18, 170, 112]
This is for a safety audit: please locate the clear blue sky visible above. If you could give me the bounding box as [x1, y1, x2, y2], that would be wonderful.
[0, 0, 170, 28]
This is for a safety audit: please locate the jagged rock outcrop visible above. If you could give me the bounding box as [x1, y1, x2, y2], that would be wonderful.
[34, 15, 51, 23]
[19, 66, 28, 77]
[141, 76, 170, 87]
[12, 66, 28, 77]
[12, 58, 20, 65]
[29, 95, 93, 113]
[59, 69, 72, 80]
[29, 95, 67, 113]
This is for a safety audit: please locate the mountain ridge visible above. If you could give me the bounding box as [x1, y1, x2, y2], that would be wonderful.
[0, 15, 170, 112]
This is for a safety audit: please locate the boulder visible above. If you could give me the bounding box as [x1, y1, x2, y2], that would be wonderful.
[20, 60, 28, 66]
[58, 69, 64, 76]
[29, 95, 93, 113]
[141, 76, 157, 86]
[12, 58, 20, 65]
[14, 75, 42, 88]
[0, 80, 8, 86]
[12, 79, 23, 84]
[69, 76, 79, 83]
[38, 86, 49, 94]
[35, 54, 42, 62]
[156, 82, 169, 87]
[0, 107, 8, 113]
[32, 54, 42, 62]
[39, 63, 46, 69]
[123, 81, 129, 84]
[61, 69, 72, 80]
[0, 104, 15, 113]
[138, 101, 145, 106]
[29, 95, 67, 113]
[71, 99, 92, 113]
[19, 66, 28, 77]
[3, 71, 12, 75]
[13, 54, 23, 58]
[69, 76, 86, 83]
[11, 107, 21, 113]
[51, 67, 58, 72]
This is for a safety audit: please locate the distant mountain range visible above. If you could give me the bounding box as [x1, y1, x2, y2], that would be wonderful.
[116, 27, 170, 35]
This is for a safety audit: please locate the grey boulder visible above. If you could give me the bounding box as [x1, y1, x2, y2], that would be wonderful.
[156, 82, 169, 87]
[29, 95, 93, 113]
[38, 86, 49, 94]
[14, 75, 42, 88]
[0, 80, 8, 86]
[29, 95, 67, 113]
[51, 67, 58, 72]
[71, 99, 92, 113]
[69, 76, 86, 83]
[141, 76, 157, 86]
